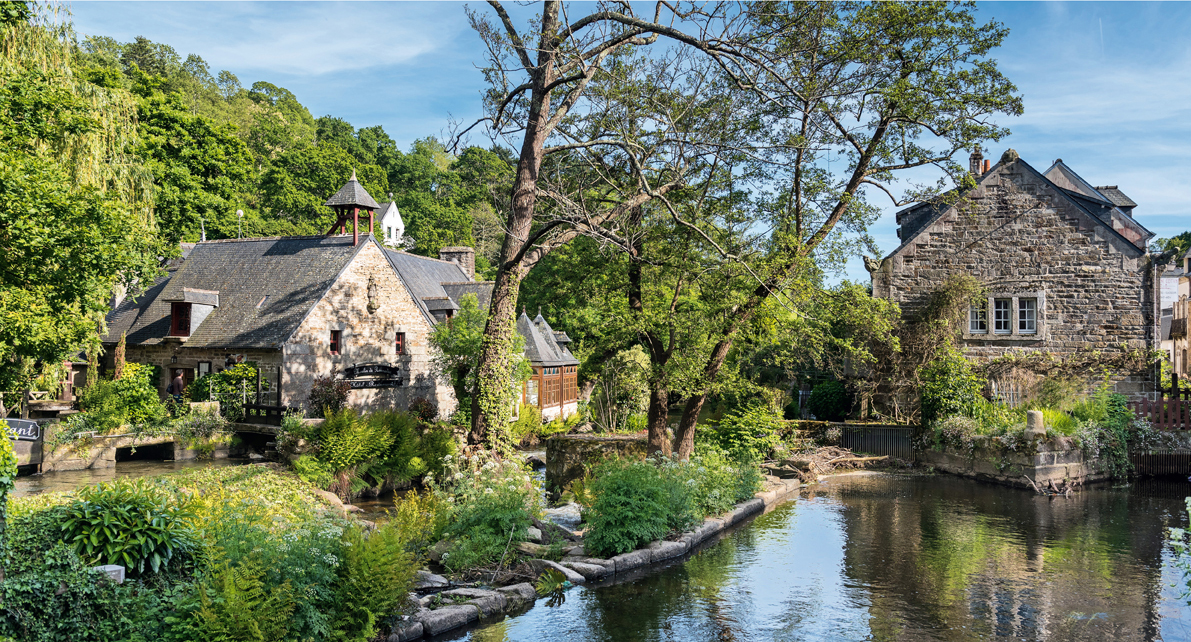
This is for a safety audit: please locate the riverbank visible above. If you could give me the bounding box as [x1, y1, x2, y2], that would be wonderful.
[389, 472, 805, 641]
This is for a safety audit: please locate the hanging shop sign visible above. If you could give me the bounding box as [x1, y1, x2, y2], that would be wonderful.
[341, 363, 403, 389]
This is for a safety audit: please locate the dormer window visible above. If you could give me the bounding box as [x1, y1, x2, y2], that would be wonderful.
[170, 302, 192, 337]
[165, 288, 217, 339]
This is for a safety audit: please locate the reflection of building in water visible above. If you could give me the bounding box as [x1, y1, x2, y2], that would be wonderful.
[827, 478, 1173, 641]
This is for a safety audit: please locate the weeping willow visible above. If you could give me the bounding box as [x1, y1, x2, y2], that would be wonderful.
[0, 5, 162, 389]
[0, 5, 155, 222]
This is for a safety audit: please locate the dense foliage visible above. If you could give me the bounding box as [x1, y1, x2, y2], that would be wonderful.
[583, 446, 762, 558]
[77, 362, 167, 432]
[429, 452, 542, 572]
[2, 466, 420, 642]
[282, 408, 455, 497]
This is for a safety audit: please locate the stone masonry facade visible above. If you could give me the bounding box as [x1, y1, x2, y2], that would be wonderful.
[872, 154, 1161, 398]
[284, 241, 454, 414]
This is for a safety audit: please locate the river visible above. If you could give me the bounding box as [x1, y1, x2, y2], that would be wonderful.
[452, 471, 1191, 642]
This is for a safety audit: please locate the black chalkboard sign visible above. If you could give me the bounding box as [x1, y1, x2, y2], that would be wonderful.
[4, 419, 40, 441]
[342, 363, 401, 379]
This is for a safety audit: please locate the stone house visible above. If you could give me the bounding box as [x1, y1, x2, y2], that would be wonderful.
[103, 174, 580, 418]
[869, 149, 1163, 399]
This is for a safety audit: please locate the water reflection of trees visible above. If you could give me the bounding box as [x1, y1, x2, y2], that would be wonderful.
[579, 507, 803, 642]
[828, 475, 1186, 642]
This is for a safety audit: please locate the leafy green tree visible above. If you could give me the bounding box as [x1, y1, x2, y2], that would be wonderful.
[428, 293, 488, 407]
[259, 144, 388, 230]
[135, 92, 254, 243]
[119, 35, 180, 77]
[0, 17, 163, 389]
[1153, 231, 1191, 256]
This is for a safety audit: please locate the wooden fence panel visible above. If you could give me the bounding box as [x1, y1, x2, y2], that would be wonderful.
[1130, 398, 1190, 430]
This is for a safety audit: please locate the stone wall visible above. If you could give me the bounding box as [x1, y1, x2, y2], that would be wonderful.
[919, 440, 1111, 489]
[544, 433, 649, 494]
[285, 241, 454, 417]
[873, 157, 1159, 399]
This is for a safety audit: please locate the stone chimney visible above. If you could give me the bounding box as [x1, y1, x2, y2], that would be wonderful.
[969, 148, 984, 177]
[439, 246, 475, 280]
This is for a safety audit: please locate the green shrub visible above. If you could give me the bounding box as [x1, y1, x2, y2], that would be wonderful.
[314, 409, 395, 494]
[509, 403, 543, 445]
[360, 411, 422, 485]
[192, 560, 296, 642]
[1040, 408, 1077, 435]
[919, 349, 981, 424]
[708, 404, 784, 460]
[0, 431, 15, 548]
[331, 522, 418, 641]
[78, 362, 168, 432]
[583, 459, 671, 557]
[189, 363, 258, 422]
[431, 454, 541, 572]
[62, 479, 197, 575]
[385, 490, 450, 556]
[417, 424, 457, 478]
[807, 380, 852, 422]
[0, 542, 170, 642]
[293, 454, 333, 489]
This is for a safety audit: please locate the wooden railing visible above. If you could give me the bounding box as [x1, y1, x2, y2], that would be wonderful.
[1130, 398, 1191, 430]
[241, 404, 299, 427]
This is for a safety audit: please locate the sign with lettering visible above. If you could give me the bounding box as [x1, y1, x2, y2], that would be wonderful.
[342, 362, 402, 389]
[348, 379, 402, 389]
[4, 419, 40, 441]
[342, 363, 401, 379]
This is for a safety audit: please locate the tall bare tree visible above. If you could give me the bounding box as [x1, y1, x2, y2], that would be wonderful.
[461, 0, 759, 443]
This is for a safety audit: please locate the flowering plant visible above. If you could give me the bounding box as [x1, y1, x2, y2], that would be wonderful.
[428, 450, 542, 572]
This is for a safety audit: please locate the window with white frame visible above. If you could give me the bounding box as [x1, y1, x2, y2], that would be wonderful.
[969, 302, 988, 334]
[1018, 298, 1037, 334]
[993, 299, 1012, 334]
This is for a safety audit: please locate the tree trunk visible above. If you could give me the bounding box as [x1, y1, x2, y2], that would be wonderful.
[471, 2, 560, 444]
[646, 385, 670, 456]
[626, 205, 672, 456]
[674, 338, 732, 459]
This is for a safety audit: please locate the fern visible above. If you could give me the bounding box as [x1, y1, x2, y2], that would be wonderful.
[196, 560, 296, 642]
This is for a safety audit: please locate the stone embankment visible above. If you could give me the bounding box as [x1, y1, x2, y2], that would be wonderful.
[387, 474, 803, 641]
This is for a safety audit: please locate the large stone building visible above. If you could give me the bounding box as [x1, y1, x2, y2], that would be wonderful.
[870, 149, 1163, 399]
[103, 175, 580, 418]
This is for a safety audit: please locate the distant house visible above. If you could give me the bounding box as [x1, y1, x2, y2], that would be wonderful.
[375, 195, 405, 248]
[518, 312, 579, 421]
[870, 149, 1163, 399]
[103, 174, 579, 418]
[1171, 249, 1191, 376]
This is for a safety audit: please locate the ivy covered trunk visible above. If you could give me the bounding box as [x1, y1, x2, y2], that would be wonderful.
[470, 3, 559, 445]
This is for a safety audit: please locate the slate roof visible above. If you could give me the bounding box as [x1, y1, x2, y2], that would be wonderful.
[1094, 186, 1137, 209]
[324, 171, 380, 209]
[104, 235, 364, 349]
[442, 282, 494, 310]
[518, 313, 579, 366]
[382, 249, 471, 322]
[885, 155, 1153, 262]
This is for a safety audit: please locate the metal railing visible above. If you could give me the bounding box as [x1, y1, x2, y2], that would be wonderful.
[838, 424, 914, 461]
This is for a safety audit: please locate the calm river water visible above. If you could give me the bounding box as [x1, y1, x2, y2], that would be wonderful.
[452, 471, 1191, 642]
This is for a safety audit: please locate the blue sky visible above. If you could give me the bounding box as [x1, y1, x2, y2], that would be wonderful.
[69, 1, 1190, 282]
